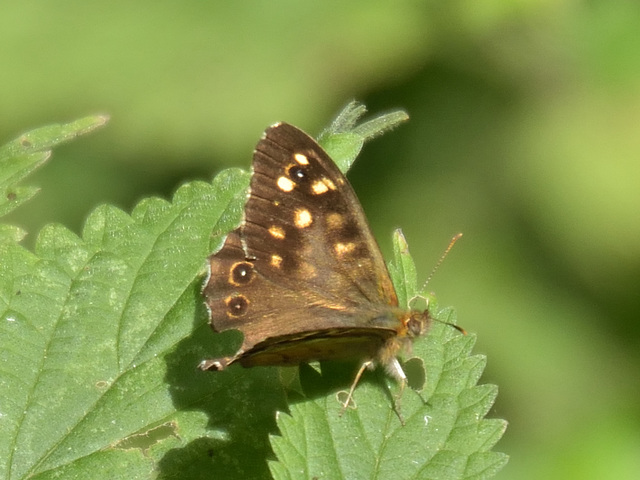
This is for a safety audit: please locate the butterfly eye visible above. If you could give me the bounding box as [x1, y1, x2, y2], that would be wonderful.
[406, 316, 427, 337]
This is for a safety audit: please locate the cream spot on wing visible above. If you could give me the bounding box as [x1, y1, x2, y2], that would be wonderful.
[271, 254, 283, 268]
[334, 242, 356, 256]
[277, 176, 295, 192]
[294, 208, 313, 228]
[324, 178, 336, 190]
[269, 226, 285, 240]
[311, 180, 329, 195]
[294, 153, 309, 165]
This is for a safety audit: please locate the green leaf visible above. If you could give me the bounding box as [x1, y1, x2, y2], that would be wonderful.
[0, 115, 108, 221]
[0, 224, 27, 244]
[388, 228, 419, 309]
[319, 100, 409, 172]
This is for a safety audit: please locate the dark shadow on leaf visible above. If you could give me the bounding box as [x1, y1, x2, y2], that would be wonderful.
[159, 283, 287, 480]
[297, 359, 403, 415]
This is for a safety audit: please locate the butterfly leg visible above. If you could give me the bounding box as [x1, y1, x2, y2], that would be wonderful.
[386, 357, 407, 425]
[338, 360, 373, 416]
[198, 355, 237, 371]
[198, 358, 227, 371]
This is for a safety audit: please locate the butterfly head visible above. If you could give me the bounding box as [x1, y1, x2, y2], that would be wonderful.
[405, 309, 431, 338]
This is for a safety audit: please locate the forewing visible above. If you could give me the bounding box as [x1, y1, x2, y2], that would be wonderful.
[203, 123, 399, 356]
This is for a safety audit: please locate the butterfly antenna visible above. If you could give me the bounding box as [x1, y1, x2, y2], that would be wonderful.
[420, 233, 467, 335]
[441, 321, 467, 335]
[420, 233, 463, 291]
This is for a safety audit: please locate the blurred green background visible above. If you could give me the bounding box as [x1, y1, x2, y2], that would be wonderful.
[2, 1, 639, 478]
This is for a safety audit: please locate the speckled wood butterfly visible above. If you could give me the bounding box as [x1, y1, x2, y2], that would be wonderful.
[199, 122, 453, 411]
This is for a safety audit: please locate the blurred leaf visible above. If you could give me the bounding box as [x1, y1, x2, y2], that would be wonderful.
[0, 116, 108, 220]
[319, 101, 409, 172]
[0, 115, 109, 159]
[0, 224, 27, 244]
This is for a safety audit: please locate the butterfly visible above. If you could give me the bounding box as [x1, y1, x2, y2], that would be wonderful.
[199, 122, 457, 412]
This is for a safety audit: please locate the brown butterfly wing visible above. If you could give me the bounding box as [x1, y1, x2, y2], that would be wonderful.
[201, 123, 401, 368]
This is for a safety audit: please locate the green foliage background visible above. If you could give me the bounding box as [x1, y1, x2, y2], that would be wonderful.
[1, 1, 639, 479]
